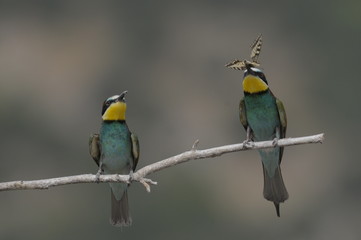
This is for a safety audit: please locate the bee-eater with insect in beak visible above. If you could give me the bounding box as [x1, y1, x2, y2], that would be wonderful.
[239, 62, 288, 216]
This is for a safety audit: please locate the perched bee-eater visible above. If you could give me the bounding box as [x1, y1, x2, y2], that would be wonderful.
[89, 90, 139, 226]
[239, 62, 288, 216]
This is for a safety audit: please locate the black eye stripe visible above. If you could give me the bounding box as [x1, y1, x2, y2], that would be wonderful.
[251, 71, 268, 85]
[106, 99, 116, 105]
[102, 100, 112, 115]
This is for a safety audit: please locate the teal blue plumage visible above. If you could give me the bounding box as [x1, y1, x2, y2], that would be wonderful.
[100, 121, 133, 190]
[243, 91, 281, 177]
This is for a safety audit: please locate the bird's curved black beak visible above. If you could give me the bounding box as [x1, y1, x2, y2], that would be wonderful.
[118, 90, 128, 102]
[244, 61, 255, 75]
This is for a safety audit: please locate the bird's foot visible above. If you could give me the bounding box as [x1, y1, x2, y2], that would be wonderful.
[242, 138, 254, 148]
[272, 138, 279, 147]
[129, 170, 134, 184]
[95, 168, 103, 183]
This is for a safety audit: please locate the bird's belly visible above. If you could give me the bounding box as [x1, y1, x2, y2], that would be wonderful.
[245, 95, 280, 141]
[249, 120, 277, 141]
[100, 125, 132, 174]
[102, 154, 131, 174]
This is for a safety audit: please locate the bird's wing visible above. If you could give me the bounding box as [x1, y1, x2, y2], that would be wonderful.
[239, 98, 248, 130]
[276, 98, 287, 138]
[131, 132, 140, 171]
[89, 133, 101, 166]
[276, 98, 287, 162]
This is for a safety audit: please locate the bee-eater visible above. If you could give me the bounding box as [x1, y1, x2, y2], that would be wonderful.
[239, 62, 288, 217]
[89, 90, 139, 226]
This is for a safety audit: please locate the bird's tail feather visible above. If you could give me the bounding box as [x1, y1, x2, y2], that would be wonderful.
[262, 164, 289, 217]
[110, 189, 131, 227]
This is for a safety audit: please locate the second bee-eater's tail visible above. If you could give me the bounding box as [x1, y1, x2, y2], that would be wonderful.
[262, 165, 289, 217]
[110, 189, 131, 227]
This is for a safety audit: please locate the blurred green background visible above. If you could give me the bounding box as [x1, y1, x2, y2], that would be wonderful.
[0, 0, 360, 239]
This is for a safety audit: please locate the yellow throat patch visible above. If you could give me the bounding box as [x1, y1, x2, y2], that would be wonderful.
[242, 75, 268, 94]
[102, 102, 127, 121]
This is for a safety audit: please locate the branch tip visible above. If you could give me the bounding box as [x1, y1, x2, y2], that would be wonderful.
[138, 178, 157, 192]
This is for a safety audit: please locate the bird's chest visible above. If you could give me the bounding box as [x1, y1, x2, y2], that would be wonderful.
[244, 93, 280, 140]
[100, 123, 132, 173]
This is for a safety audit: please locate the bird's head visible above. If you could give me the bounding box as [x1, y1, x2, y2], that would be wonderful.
[101, 90, 128, 121]
[242, 62, 269, 94]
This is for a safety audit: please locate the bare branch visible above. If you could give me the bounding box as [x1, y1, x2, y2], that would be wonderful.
[0, 174, 130, 191]
[0, 133, 324, 192]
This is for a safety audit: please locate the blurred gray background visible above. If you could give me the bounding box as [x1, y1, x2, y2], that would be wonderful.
[0, 1, 359, 239]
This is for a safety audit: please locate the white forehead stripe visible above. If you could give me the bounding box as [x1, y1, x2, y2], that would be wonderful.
[107, 95, 120, 101]
[250, 67, 262, 72]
